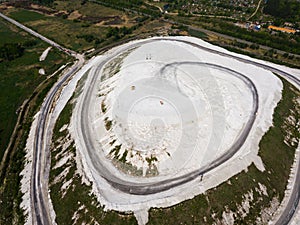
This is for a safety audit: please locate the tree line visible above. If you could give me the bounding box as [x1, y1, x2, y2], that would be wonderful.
[264, 0, 300, 22]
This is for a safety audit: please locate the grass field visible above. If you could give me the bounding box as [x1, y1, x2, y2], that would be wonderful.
[9, 9, 46, 23]
[0, 18, 27, 43]
[0, 17, 69, 160]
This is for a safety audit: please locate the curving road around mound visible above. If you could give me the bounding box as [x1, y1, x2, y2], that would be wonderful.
[3, 10, 298, 225]
[31, 55, 84, 225]
[23, 36, 300, 224]
[77, 58, 259, 195]
[73, 38, 300, 225]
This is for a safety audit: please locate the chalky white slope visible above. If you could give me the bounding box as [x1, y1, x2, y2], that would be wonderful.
[94, 41, 253, 179]
[69, 36, 283, 223]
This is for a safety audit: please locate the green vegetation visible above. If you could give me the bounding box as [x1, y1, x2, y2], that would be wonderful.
[0, 136, 26, 225]
[76, 34, 102, 44]
[109, 139, 116, 146]
[209, 40, 300, 69]
[54, 0, 126, 17]
[0, 76, 63, 224]
[104, 117, 112, 130]
[120, 150, 128, 163]
[34, 0, 55, 5]
[110, 144, 122, 157]
[154, 0, 260, 18]
[1, 0, 169, 55]
[5, 8, 110, 51]
[101, 100, 107, 113]
[264, 0, 300, 23]
[187, 28, 207, 39]
[0, 17, 69, 160]
[106, 26, 136, 40]
[0, 16, 70, 224]
[146, 156, 158, 165]
[49, 0, 298, 67]
[91, 0, 161, 17]
[175, 16, 300, 56]
[101, 48, 134, 81]
[3, 1, 157, 52]
[7, 0, 296, 68]
[9, 9, 46, 23]
[0, 43, 24, 61]
[148, 78, 300, 224]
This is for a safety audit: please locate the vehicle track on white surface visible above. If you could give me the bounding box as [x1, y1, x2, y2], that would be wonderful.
[73, 38, 300, 225]
[77, 57, 258, 195]
[32, 58, 84, 225]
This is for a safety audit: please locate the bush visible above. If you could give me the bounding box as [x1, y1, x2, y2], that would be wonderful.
[0, 43, 24, 61]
